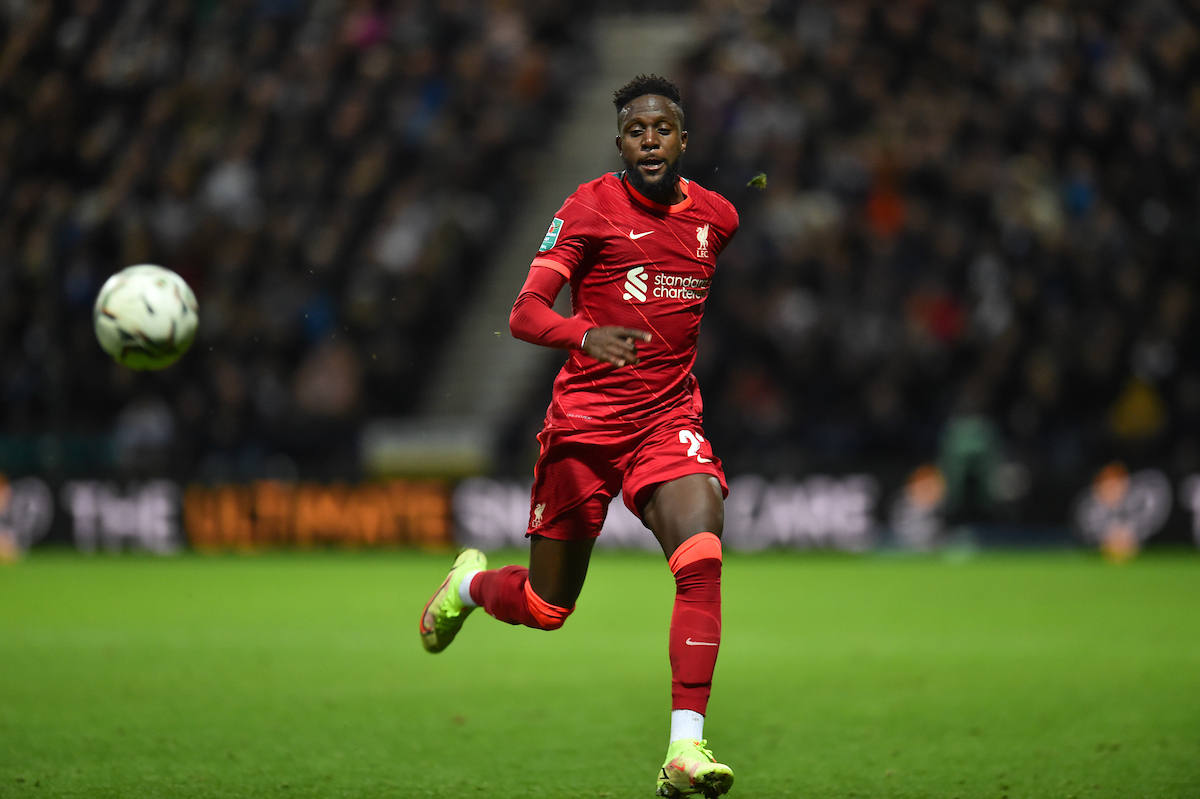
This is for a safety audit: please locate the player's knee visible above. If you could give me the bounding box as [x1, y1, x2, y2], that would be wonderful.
[523, 581, 574, 631]
[668, 531, 722, 576]
[535, 606, 572, 631]
[669, 532, 722, 597]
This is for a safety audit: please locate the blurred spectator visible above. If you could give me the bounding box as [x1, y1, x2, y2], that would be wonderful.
[670, 0, 1199, 496]
[0, 0, 596, 479]
[4, 0, 1199, 503]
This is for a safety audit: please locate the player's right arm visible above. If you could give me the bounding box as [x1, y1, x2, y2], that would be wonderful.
[509, 266, 650, 367]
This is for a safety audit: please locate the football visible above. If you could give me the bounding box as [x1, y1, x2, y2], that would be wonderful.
[93, 264, 199, 370]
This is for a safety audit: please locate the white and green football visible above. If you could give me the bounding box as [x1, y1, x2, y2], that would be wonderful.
[93, 264, 199, 370]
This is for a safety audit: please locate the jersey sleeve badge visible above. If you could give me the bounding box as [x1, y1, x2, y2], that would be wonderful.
[540, 218, 564, 252]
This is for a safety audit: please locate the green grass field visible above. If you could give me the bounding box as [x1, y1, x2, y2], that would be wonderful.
[1, 548, 1198, 798]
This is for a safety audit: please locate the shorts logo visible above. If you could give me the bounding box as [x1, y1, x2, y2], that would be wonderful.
[539, 218, 564, 252]
[531, 502, 547, 527]
[696, 224, 710, 258]
[622, 266, 648, 302]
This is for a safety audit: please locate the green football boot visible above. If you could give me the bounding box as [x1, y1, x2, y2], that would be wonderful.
[655, 739, 734, 798]
[419, 548, 487, 653]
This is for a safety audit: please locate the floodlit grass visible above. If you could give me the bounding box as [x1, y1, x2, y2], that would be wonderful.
[1, 547, 1198, 798]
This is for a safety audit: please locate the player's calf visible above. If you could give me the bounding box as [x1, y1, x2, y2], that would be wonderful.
[668, 532, 722, 712]
[468, 564, 575, 630]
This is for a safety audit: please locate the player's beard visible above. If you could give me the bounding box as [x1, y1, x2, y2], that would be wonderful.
[625, 154, 683, 205]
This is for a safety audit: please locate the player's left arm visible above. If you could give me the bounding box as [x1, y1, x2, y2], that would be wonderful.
[713, 197, 740, 251]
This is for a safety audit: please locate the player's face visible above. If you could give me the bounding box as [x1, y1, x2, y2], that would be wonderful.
[616, 95, 687, 203]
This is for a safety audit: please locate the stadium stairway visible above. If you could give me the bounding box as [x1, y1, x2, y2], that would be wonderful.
[361, 14, 701, 477]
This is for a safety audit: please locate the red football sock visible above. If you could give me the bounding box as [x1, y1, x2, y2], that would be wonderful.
[469, 564, 572, 630]
[667, 533, 723, 715]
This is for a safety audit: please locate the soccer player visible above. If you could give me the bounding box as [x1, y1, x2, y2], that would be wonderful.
[420, 74, 738, 799]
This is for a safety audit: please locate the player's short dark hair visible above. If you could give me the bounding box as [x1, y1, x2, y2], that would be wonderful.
[613, 74, 683, 115]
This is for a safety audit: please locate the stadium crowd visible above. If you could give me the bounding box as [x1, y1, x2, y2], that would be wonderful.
[668, 1, 1200, 497]
[1, 1, 1198, 504]
[0, 0, 594, 479]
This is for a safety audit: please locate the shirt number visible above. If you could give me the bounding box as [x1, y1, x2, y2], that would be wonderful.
[679, 430, 713, 464]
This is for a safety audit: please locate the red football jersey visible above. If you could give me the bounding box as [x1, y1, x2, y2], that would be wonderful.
[530, 172, 739, 429]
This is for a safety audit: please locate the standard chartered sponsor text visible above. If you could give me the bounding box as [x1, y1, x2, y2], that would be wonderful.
[654, 273, 710, 299]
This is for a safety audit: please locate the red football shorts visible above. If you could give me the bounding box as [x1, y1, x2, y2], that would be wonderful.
[525, 413, 728, 540]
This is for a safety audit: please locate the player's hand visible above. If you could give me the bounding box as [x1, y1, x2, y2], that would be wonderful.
[582, 327, 651, 367]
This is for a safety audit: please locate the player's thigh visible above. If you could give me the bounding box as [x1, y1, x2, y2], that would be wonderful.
[526, 428, 621, 606]
[622, 416, 728, 556]
[641, 473, 725, 559]
[528, 532, 597, 609]
[528, 426, 620, 539]
[526, 487, 608, 608]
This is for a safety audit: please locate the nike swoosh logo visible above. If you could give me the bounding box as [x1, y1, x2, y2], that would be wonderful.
[685, 638, 719, 646]
[628, 230, 654, 240]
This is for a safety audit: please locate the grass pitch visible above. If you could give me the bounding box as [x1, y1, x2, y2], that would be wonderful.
[1, 547, 1198, 798]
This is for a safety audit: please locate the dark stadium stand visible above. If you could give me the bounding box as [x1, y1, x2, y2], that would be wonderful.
[669, 2, 1200, 491]
[0, 0, 596, 480]
[2, 3, 1198, 539]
